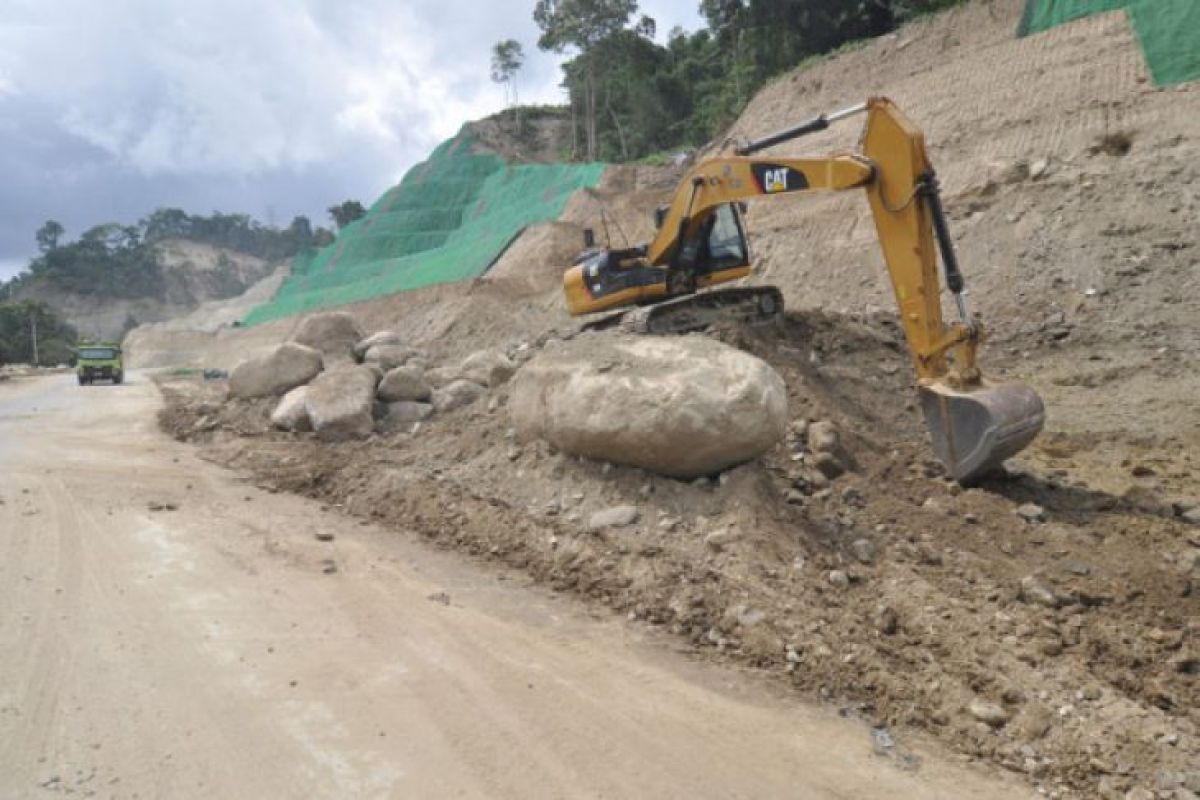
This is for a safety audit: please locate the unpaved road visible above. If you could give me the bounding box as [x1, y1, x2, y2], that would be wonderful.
[0, 374, 1034, 799]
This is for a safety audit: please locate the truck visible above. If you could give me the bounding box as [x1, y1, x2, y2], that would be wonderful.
[76, 342, 124, 385]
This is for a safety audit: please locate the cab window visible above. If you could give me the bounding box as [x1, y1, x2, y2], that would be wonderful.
[707, 204, 747, 267]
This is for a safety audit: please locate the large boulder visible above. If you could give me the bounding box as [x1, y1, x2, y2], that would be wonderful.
[363, 344, 422, 371]
[431, 379, 486, 413]
[509, 335, 787, 479]
[377, 365, 432, 403]
[228, 343, 323, 399]
[304, 365, 380, 441]
[353, 330, 403, 361]
[290, 312, 363, 363]
[460, 349, 516, 388]
[270, 385, 312, 432]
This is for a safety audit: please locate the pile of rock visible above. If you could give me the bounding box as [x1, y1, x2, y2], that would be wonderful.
[225, 311, 516, 440]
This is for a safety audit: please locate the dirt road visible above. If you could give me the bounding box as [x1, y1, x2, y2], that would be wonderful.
[0, 373, 1034, 799]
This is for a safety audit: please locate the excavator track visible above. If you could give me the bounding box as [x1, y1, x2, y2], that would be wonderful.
[583, 286, 785, 336]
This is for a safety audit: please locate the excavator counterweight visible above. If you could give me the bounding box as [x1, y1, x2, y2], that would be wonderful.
[562, 97, 1044, 482]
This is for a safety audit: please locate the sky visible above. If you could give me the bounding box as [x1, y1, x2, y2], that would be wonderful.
[0, 0, 703, 279]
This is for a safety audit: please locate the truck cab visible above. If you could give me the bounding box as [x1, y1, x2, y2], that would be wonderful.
[76, 343, 124, 385]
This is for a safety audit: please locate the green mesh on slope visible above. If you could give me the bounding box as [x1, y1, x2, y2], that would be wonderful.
[1127, 0, 1200, 85]
[1016, 0, 1126, 36]
[1017, 0, 1200, 86]
[244, 129, 604, 325]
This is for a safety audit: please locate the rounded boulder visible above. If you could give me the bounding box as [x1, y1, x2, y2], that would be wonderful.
[509, 335, 787, 479]
[228, 343, 323, 399]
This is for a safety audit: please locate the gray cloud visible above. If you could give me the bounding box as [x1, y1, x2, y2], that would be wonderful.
[0, 0, 702, 279]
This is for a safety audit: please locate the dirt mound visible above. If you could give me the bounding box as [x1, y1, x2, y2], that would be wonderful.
[159, 308, 1198, 799]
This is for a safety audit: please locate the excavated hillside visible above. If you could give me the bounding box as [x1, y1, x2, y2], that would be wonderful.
[18, 239, 275, 342]
[151, 1, 1199, 796]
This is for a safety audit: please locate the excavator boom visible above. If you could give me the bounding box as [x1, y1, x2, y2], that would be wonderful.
[562, 97, 1044, 482]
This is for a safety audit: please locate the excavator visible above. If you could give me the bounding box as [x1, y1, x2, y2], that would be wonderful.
[561, 97, 1044, 483]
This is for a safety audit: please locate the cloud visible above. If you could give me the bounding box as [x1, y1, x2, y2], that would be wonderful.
[0, 0, 702, 276]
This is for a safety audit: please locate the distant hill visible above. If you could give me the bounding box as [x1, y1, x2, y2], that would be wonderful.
[2, 209, 328, 341]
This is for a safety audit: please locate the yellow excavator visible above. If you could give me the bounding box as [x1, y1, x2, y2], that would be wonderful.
[562, 97, 1044, 482]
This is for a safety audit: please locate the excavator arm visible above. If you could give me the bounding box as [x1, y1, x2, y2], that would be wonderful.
[562, 97, 1044, 481]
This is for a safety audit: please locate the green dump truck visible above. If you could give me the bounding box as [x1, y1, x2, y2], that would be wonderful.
[76, 342, 124, 385]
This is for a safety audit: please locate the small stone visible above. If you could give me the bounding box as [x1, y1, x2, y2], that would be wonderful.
[314, 532, 335, 542]
[1016, 503, 1045, 523]
[736, 607, 766, 628]
[587, 505, 640, 531]
[1013, 704, 1053, 740]
[704, 527, 743, 551]
[964, 512, 979, 524]
[850, 538, 877, 565]
[807, 420, 839, 454]
[427, 591, 451, 606]
[1124, 788, 1154, 800]
[1020, 575, 1061, 608]
[430, 379, 486, 413]
[1040, 638, 1064, 657]
[321, 560, 338, 574]
[1183, 508, 1200, 526]
[1064, 561, 1091, 576]
[827, 570, 850, 588]
[967, 698, 1009, 727]
[874, 604, 899, 635]
[1030, 158, 1051, 180]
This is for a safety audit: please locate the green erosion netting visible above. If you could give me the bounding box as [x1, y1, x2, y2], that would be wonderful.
[1127, 0, 1200, 85]
[244, 130, 604, 325]
[1017, 0, 1200, 86]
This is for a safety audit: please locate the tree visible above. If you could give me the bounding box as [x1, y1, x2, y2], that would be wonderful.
[0, 300, 77, 366]
[328, 200, 367, 231]
[36, 220, 64, 253]
[490, 39, 526, 127]
[533, 0, 638, 160]
[287, 215, 314, 251]
[141, 208, 191, 242]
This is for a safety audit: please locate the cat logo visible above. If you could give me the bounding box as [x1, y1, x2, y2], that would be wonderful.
[751, 163, 807, 194]
[763, 168, 789, 193]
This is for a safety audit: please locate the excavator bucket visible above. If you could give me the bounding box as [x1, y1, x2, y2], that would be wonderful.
[919, 381, 1045, 483]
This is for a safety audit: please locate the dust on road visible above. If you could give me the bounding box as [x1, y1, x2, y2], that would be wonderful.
[0, 373, 1033, 799]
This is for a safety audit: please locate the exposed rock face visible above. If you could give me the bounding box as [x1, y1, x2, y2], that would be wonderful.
[352, 330, 403, 361]
[270, 385, 312, 432]
[290, 312, 363, 362]
[431, 379, 486, 413]
[460, 349, 517, 388]
[509, 335, 788, 479]
[363, 344, 422, 371]
[228, 343, 323, 399]
[304, 365, 380, 441]
[377, 366, 432, 403]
